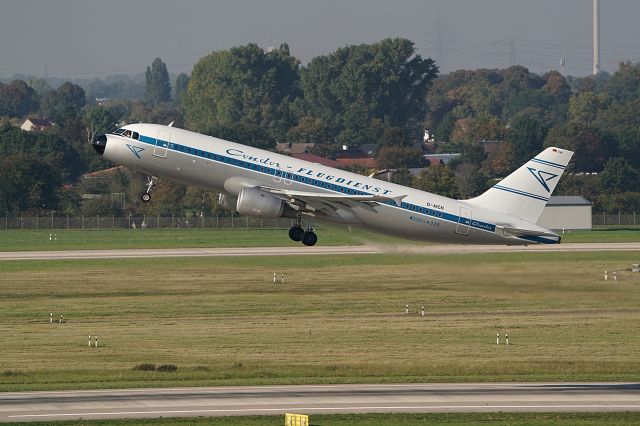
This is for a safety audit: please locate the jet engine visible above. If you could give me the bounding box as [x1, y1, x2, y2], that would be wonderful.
[217, 193, 238, 211]
[236, 187, 296, 218]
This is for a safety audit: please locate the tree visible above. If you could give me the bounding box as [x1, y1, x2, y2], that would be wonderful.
[508, 108, 548, 164]
[0, 80, 39, 117]
[184, 43, 301, 144]
[413, 165, 460, 198]
[40, 82, 86, 122]
[0, 154, 64, 213]
[174, 73, 190, 105]
[600, 157, 639, 192]
[145, 57, 171, 106]
[301, 38, 438, 147]
[84, 105, 116, 144]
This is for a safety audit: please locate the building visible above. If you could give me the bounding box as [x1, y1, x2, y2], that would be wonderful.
[421, 153, 461, 166]
[275, 142, 315, 154]
[290, 153, 343, 169]
[537, 196, 592, 230]
[21, 118, 53, 132]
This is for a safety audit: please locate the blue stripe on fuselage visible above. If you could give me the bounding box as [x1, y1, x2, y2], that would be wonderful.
[131, 134, 497, 234]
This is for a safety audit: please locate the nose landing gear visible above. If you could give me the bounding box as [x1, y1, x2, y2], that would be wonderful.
[288, 215, 317, 246]
[140, 176, 158, 203]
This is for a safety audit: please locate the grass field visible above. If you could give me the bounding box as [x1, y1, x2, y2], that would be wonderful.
[0, 226, 639, 252]
[1, 251, 640, 391]
[4, 412, 640, 426]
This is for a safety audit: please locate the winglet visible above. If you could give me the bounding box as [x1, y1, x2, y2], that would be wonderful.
[391, 195, 406, 206]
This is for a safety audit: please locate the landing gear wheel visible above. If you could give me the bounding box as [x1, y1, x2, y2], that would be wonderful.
[141, 193, 151, 203]
[301, 231, 318, 247]
[289, 225, 304, 242]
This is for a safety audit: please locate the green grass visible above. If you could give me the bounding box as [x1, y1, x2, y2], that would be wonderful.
[0, 225, 427, 252]
[560, 228, 640, 243]
[4, 412, 640, 426]
[1, 251, 640, 391]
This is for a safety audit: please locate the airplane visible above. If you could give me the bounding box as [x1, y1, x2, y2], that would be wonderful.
[92, 123, 573, 246]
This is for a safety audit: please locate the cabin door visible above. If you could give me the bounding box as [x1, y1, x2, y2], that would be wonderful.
[456, 207, 472, 236]
[153, 129, 171, 158]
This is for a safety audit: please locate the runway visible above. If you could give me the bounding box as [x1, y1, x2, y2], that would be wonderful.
[0, 243, 640, 260]
[2, 383, 639, 421]
[0, 242, 639, 261]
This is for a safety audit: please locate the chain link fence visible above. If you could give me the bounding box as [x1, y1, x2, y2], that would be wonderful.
[2, 213, 638, 230]
[591, 213, 638, 227]
[1, 215, 294, 230]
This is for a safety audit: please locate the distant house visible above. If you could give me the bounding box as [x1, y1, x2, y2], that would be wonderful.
[21, 118, 53, 132]
[276, 142, 315, 154]
[335, 145, 378, 169]
[421, 153, 461, 166]
[290, 153, 343, 169]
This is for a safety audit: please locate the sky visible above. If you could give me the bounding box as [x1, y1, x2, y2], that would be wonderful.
[2, 0, 640, 79]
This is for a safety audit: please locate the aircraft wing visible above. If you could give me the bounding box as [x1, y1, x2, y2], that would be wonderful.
[258, 186, 406, 220]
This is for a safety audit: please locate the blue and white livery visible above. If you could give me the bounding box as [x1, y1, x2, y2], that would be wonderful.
[92, 124, 573, 246]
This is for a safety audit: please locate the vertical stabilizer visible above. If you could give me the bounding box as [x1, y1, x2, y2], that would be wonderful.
[466, 147, 574, 223]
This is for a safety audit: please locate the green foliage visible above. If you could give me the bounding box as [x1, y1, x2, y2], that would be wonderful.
[185, 43, 301, 145]
[173, 73, 189, 105]
[145, 57, 171, 106]
[413, 165, 460, 198]
[301, 38, 438, 147]
[0, 153, 63, 213]
[83, 105, 116, 143]
[600, 157, 639, 192]
[40, 82, 86, 122]
[0, 79, 39, 117]
[508, 108, 548, 164]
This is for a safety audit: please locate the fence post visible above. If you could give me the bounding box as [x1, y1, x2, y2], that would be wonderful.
[171, 214, 174, 229]
[20, 215, 23, 229]
[216, 214, 219, 229]
[603, 212, 606, 225]
[202, 215, 204, 229]
[82, 215, 84, 230]
[113, 214, 115, 229]
[36, 214, 39, 230]
[231, 215, 234, 228]
[66, 214, 69, 229]
[157, 215, 160, 229]
[634, 212, 636, 226]
[619, 211, 621, 225]
[5, 214, 8, 230]
[246, 216, 249, 229]
[97, 214, 100, 230]
[51, 212, 54, 229]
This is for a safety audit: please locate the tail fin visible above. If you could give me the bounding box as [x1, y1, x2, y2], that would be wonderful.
[466, 147, 574, 223]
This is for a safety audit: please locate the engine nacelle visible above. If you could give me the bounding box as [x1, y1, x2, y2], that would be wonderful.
[217, 193, 238, 211]
[236, 187, 286, 218]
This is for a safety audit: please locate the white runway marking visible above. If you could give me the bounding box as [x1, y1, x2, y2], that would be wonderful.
[1, 242, 639, 261]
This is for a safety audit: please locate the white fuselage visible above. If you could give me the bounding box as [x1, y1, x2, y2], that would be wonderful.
[100, 124, 557, 245]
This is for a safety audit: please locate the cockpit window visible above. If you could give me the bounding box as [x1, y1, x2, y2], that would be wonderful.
[111, 128, 125, 135]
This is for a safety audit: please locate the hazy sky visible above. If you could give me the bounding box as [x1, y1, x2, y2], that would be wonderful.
[2, 0, 639, 79]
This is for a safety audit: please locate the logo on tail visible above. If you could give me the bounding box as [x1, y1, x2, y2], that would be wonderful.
[527, 167, 558, 192]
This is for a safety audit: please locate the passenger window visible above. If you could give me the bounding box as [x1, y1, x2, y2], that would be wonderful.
[132, 132, 139, 140]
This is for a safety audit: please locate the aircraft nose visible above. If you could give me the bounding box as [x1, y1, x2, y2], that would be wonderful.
[92, 134, 107, 155]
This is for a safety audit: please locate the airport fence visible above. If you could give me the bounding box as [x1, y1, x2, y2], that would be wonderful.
[1, 213, 637, 230]
[592, 212, 638, 227]
[1, 214, 294, 230]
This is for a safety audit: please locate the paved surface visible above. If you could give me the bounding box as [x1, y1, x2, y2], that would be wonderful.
[1, 243, 639, 261]
[2, 383, 639, 422]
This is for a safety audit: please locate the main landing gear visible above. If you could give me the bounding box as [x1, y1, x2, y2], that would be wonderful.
[140, 176, 158, 203]
[288, 216, 317, 246]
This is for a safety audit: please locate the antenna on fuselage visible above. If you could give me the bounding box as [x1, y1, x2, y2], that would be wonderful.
[167, 121, 174, 127]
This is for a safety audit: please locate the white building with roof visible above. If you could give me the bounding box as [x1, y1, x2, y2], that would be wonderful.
[537, 196, 592, 230]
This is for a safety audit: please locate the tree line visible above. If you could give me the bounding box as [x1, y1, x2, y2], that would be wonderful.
[1, 37, 640, 215]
